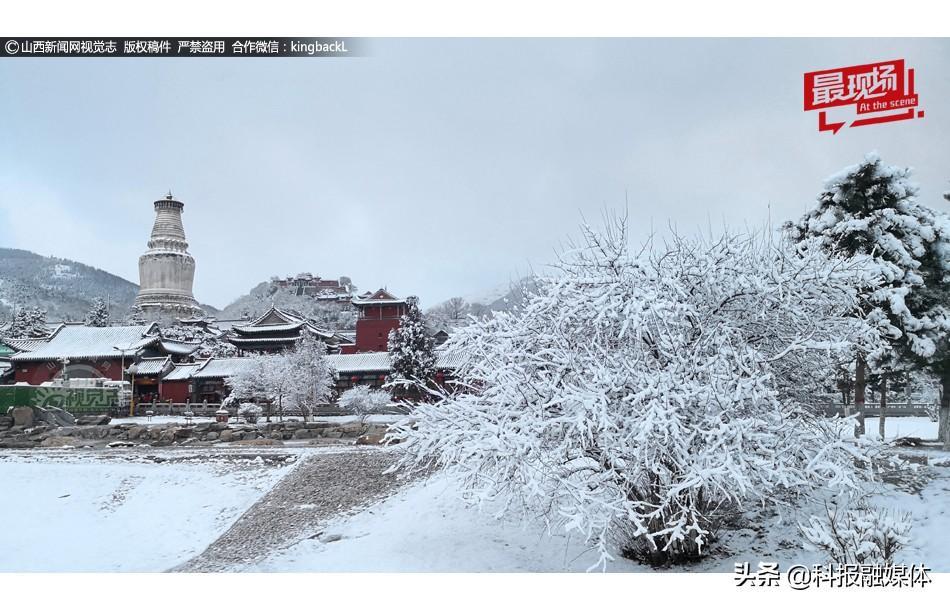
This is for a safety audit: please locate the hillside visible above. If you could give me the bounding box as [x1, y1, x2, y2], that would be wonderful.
[0, 248, 139, 322]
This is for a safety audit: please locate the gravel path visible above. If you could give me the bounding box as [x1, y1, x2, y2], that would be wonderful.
[173, 446, 404, 572]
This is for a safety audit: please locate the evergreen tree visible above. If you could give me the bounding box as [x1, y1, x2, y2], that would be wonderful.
[786, 153, 950, 443]
[387, 296, 437, 398]
[84, 297, 110, 327]
[2, 306, 50, 338]
[124, 305, 147, 326]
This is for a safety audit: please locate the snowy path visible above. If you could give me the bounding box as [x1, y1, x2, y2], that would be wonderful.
[173, 446, 404, 572]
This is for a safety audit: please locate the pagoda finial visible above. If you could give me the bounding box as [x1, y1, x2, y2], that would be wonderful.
[166, 189, 174, 200]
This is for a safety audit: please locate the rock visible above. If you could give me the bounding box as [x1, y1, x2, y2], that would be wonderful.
[41, 436, 82, 448]
[194, 422, 211, 432]
[0, 416, 12, 430]
[33, 406, 76, 428]
[209, 422, 228, 432]
[318, 533, 343, 543]
[78, 426, 111, 440]
[324, 430, 343, 439]
[107, 441, 136, 448]
[305, 422, 332, 430]
[0, 437, 35, 449]
[356, 432, 386, 446]
[218, 429, 234, 442]
[293, 429, 314, 440]
[76, 414, 111, 426]
[338, 422, 364, 434]
[127, 425, 148, 440]
[11, 407, 34, 428]
[174, 427, 193, 440]
[205, 431, 219, 441]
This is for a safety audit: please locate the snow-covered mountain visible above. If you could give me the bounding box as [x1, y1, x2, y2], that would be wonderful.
[0, 248, 139, 322]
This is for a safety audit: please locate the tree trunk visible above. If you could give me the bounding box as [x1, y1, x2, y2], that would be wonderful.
[878, 375, 887, 440]
[854, 355, 866, 438]
[940, 372, 950, 450]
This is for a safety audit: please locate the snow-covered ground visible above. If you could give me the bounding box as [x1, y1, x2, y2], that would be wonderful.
[863, 416, 938, 440]
[252, 460, 950, 573]
[0, 450, 296, 572]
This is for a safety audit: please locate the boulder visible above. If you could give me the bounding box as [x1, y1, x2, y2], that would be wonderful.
[0, 415, 13, 430]
[107, 441, 136, 448]
[209, 422, 228, 432]
[127, 425, 148, 440]
[204, 431, 219, 441]
[11, 407, 34, 428]
[0, 437, 35, 449]
[34, 406, 76, 428]
[293, 429, 314, 440]
[218, 429, 234, 442]
[76, 414, 111, 426]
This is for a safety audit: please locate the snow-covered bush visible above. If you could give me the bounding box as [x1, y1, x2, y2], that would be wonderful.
[338, 385, 391, 426]
[392, 216, 885, 569]
[238, 402, 263, 423]
[800, 503, 912, 565]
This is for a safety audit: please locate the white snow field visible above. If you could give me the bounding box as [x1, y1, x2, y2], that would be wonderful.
[0, 451, 296, 572]
[863, 417, 938, 440]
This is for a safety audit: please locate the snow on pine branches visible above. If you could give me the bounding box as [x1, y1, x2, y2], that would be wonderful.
[391, 216, 886, 569]
[387, 296, 436, 397]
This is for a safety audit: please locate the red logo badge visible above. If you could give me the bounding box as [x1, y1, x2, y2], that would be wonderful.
[804, 59, 923, 134]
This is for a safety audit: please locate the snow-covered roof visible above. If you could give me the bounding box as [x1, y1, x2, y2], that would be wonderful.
[128, 356, 172, 376]
[327, 352, 391, 373]
[325, 350, 460, 374]
[3, 337, 51, 353]
[157, 339, 200, 356]
[227, 336, 302, 345]
[10, 324, 160, 362]
[164, 362, 202, 381]
[192, 357, 256, 379]
[232, 322, 305, 335]
[352, 288, 406, 306]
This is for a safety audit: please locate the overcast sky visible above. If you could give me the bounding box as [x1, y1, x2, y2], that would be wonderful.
[1, 38, 948, 310]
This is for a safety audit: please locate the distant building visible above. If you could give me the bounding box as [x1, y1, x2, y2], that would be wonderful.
[274, 273, 354, 300]
[8, 323, 198, 384]
[226, 306, 345, 354]
[343, 288, 408, 353]
[135, 192, 201, 316]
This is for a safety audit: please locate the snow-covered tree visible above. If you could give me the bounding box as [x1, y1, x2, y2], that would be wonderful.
[282, 331, 334, 420]
[387, 296, 436, 398]
[83, 297, 110, 327]
[338, 384, 391, 428]
[161, 323, 237, 358]
[225, 355, 288, 421]
[392, 217, 886, 569]
[124, 304, 147, 326]
[2, 306, 50, 338]
[786, 153, 950, 442]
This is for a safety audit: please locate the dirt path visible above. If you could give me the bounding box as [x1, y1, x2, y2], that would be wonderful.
[172, 447, 405, 572]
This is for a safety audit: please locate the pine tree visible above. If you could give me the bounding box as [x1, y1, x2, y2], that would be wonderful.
[2, 306, 50, 338]
[84, 297, 110, 327]
[387, 296, 436, 398]
[786, 153, 950, 442]
[125, 305, 147, 326]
